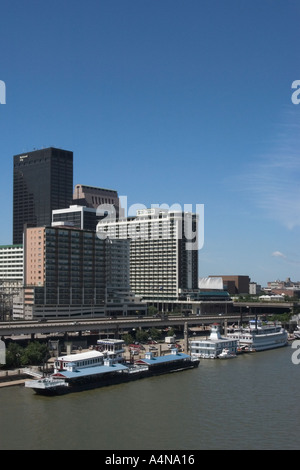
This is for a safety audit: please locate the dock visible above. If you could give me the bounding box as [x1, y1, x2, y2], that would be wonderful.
[0, 368, 41, 388]
[0, 378, 29, 388]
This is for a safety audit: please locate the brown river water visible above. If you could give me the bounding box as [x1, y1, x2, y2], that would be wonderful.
[0, 344, 299, 450]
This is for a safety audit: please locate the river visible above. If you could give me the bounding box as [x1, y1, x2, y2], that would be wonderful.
[0, 344, 299, 450]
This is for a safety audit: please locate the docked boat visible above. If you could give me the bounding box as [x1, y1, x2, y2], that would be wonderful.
[25, 339, 199, 396]
[226, 319, 288, 352]
[218, 348, 237, 359]
[293, 325, 300, 339]
[236, 345, 256, 354]
[189, 324, 238, 359]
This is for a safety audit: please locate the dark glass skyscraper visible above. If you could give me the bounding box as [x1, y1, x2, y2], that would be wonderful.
[13, 147, 73, 244]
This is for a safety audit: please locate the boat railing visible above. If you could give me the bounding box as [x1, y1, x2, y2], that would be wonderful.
[25, 378, 68, 389]
[127, 365, 149, 374]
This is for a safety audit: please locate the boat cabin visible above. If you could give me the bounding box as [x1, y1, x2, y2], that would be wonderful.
[54, 350, 104, 373]
[190, 324, 238, 359]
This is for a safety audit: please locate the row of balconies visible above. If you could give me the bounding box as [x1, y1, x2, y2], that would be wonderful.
[132, 282, 176, 286]
[131, 267, 176, 271]
[132, 277, 177, 282]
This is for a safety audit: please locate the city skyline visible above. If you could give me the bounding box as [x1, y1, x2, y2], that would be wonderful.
[0, 1, 300, 286]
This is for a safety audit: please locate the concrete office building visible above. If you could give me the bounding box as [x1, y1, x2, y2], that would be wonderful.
[209, 275, 250, 295]
[73, 184, 120, 217]
[13, 147, 73, 244]
[52, 183, 122, 231]
[97, 208, 199, 302]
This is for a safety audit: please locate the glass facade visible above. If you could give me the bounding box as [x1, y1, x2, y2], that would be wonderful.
[13, 148, 73, 244]
[26, 227, 106, 306]
[52, 206, 100, 231]
[25, 226, 130, 307]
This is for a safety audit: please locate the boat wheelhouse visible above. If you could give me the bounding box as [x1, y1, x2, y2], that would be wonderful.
[96, 338, 125, 362]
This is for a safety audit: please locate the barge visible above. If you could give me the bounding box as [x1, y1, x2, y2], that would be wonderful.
[25, 339, 199, 396]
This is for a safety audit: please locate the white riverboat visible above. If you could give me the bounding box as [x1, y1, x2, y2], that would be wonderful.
[189, 324, 238, 359]
[226, 320, 288, 352]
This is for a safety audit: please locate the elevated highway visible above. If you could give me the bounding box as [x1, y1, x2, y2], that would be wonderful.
[233, 301, 295, 310]
[1, 299, 296, 338]
[0, 313, 254, 338]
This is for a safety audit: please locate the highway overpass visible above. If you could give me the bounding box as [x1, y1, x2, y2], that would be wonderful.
[1, 299, 296, 338]
[0, 313, 257, 338]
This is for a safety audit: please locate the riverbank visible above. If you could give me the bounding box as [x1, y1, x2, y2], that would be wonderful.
[0, 378, 30, 387]
[0, 369, 31, 387]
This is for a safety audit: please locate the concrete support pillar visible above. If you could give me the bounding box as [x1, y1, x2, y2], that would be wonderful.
[184, 321, 189, 353]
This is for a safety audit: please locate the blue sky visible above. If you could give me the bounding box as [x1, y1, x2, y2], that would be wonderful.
[0, 0, 300, 287]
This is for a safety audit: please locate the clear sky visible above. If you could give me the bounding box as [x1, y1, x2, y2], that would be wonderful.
[0, 0, 300, 287]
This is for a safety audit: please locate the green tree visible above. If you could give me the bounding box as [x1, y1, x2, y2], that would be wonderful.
[149, 328, 162, 341]
[21, 342, 50, 366]
[166, 327, 175, 337]
[122, 333, 134, 345]
[6, 343, 23, 368]
[269, 313, 292, 323]
[135, 329, 149, 343]
[148, 305, 158, 316]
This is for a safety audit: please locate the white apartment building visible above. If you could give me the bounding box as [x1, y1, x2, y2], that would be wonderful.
[97, 208, 199, 302]
[0, 245, 23, 320]
[0, 244, 23, 281]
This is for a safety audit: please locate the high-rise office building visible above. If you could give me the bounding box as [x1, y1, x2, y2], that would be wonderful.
[24, 226, 106, 310]
[97, 208, 199, 302]
[13, 147, 73, 244]
[20, 225, 143, 319]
